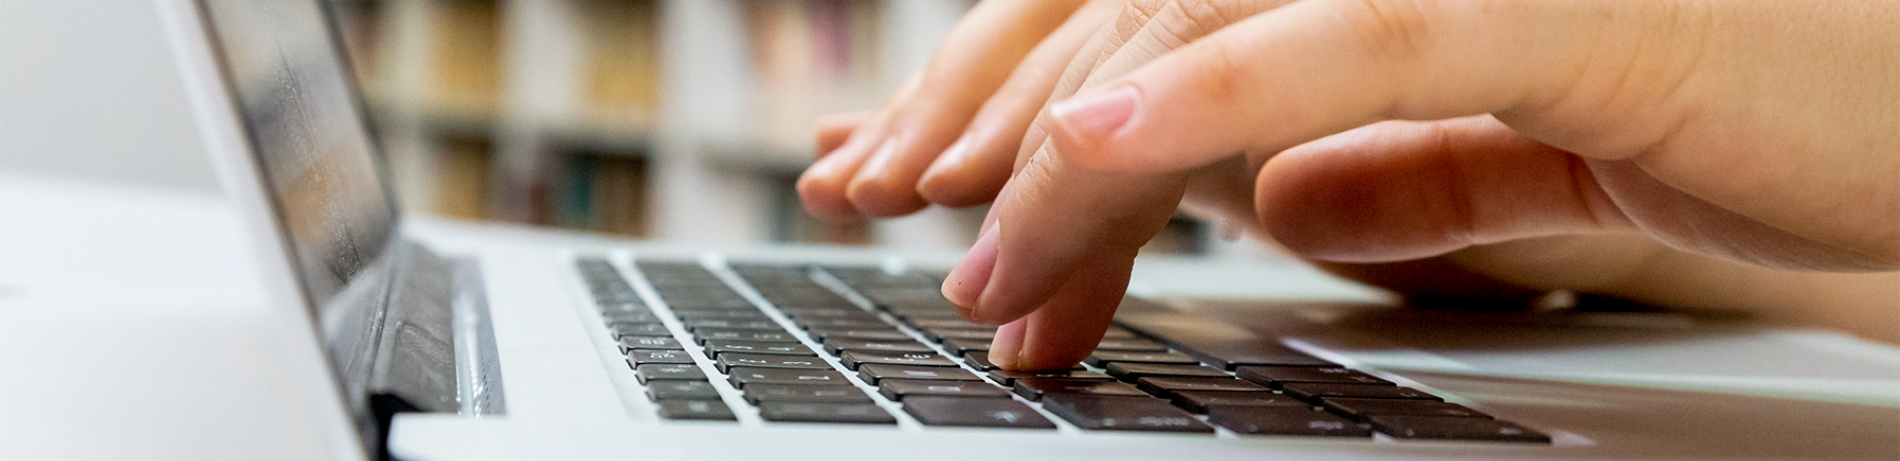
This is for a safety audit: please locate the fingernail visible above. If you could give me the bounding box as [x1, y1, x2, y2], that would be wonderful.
[987, 319, 1029, 370]
[1050, 85, 1138, 146]
[922, 133, 975, 179]
[943, 221, 1000, 316]
[855, 137, 900, 180]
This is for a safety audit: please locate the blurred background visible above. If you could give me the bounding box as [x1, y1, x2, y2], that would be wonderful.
[320, 0, 1221, 254]
[1, 0, 1226, 255]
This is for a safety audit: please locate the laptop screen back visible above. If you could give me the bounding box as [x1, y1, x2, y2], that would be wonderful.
[198, 0, 401, 420]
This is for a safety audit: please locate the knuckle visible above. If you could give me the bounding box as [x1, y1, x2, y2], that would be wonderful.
[1121, 0, 1245, 45]
[1337, 0, 1437, 60]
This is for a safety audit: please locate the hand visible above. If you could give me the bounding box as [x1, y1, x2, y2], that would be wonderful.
[943, 0, 1896, 369]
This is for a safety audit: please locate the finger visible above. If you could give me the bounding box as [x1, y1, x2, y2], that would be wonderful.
[917, 0, 1122, 207]
[946, 0, 1277, 326]
[1256, 116, 1633, 262]
[1047, 0, 1900, 267]
[798, 76, 920, 217]
[814, 111, 873, 159]
[988, 251, 1132, 370]
[843, 0, 1093, 217]
[1043, 0, 1613, 173]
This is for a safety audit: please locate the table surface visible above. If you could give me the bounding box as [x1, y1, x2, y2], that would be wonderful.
[0, 171, 338, 460]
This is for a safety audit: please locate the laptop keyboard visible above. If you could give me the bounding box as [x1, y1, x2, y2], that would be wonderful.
[573, 258, 1551, 443]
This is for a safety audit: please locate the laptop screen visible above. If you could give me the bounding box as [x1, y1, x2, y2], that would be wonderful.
[199, 0, 401, 420]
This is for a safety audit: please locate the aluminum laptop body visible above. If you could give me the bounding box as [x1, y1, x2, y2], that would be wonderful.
[159, 0, 1900, 459]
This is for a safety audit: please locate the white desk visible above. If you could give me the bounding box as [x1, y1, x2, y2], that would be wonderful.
[0, 171, 330, 460]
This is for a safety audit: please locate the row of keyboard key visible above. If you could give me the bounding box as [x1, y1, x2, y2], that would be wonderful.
[586, 259, 1549, 442]
[715, 264, 896, 425]
[825, 265, 1551, 443]
[761, 265, 1057, 429]
[576, 259, 735, 421]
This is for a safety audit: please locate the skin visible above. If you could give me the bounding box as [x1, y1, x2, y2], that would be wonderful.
[798, 0, 1900, 370]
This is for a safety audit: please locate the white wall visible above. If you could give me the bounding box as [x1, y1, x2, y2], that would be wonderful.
[0, 0, 218, 192]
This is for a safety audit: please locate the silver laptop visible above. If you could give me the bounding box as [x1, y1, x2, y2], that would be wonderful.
[158, 0, 1900, 459]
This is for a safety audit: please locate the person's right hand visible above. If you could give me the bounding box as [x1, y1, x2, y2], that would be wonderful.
[807, 0, 1900, 370]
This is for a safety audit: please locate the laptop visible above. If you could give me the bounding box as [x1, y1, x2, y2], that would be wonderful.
[156, 0, 1900, 459]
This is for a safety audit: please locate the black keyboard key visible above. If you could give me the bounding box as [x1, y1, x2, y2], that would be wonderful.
[626, 349, 697, 367]
[903, 397, 1057, 429]
[940, 338, 992, 354]
[1171, 391, 1309, 414]
[1095, 338, 1168, 352]
[1010, 378, 1148, 401]
[645, 380, 721, 401]
[780, 309, 881, 321]
[1083, 351, 1199, 367]
[821, 338, 934, 355]
[1282, 383, 1440, 402]
[601, 311, 661, 324]
[926, 329, 996, 343]
[1322, 398, 1489, 420]
[702, 340, 813, 359]
[619, 336, 684, 353]
[1158, 337, 1333, 369]
[672, 310, 773, 321]
[892, 310, 966, 322]
[1100, 328, 1141, 340]
[1368, 415, 1549, 443]
[757, 402, 897, 425]
[1207, 406, 1370, 437]
[1102, 362, 1230, 381]
[796, 318, 893, 331]
[809, 328, 914, 342]
[839, 350, 959, 370]
[606, 317, 663, 328]
[905, 318, 992, 331]
[727, 367, 852, 388]
[1134, 377, 1271, 398]
[742, 384, 874, 404]
[1236, 366, 1390, 388]
[987, 369, 1109, 386]
[664, 300, 759, 311]
[654, 400, 736, 421]
[715, 353, 832, 373]
[682, 319, 784, 332]
[693, 329, 799, 344]
[611, 323, 672, 338]
[1039, 394, 1214, 433]
[878, 379, 1012, 401]
[961, 351, 1000, 370]
[857, 364, 981, 384]
[635, 364, 707, 383]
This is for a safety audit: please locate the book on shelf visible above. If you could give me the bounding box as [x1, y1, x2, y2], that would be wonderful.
[552, 148, 651, 238]
[427, 0, 502, 119]
[743, 0, 885, 159]
[576, 0, 662, 133]
[433, 134, 495, 219]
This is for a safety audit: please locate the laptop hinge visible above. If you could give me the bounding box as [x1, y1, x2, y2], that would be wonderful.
[366, 241, 461, 459]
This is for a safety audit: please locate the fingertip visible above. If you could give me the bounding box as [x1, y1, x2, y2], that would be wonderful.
[841, 137, 930, 217]
[797, 160, 860, 217]
[944, 221, 1000, 318]
[987, 319, 1029, 371]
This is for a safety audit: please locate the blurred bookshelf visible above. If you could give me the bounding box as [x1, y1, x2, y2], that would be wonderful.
[324, 0, 1215, 255]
